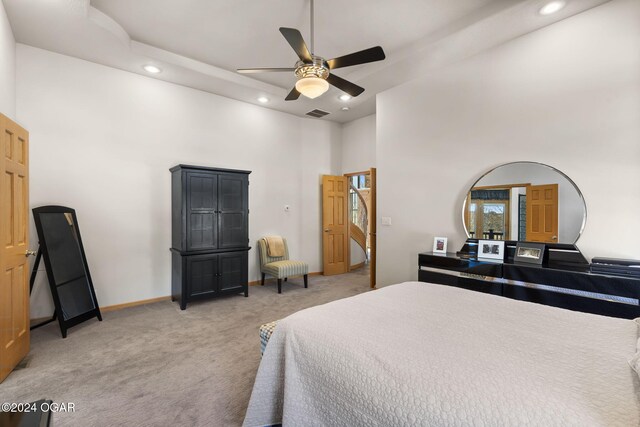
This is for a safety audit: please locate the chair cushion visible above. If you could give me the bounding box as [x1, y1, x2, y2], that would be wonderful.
[262, 260, 308, 278]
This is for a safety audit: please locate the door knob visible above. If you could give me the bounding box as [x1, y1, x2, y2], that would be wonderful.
[552, 235, 557, 240]
[25, 250, 37, 257]
[324, 229, 330, 232]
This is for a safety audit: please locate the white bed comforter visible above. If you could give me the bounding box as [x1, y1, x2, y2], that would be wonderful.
[243, 282, 640, 426]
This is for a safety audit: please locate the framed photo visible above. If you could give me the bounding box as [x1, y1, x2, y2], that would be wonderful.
[432, 237, 448, 254]
[477, 240, 505, 261]
[514, 242, 546, 265]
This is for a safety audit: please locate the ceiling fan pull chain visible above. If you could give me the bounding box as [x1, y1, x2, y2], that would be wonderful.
[310, 0, 315, 55]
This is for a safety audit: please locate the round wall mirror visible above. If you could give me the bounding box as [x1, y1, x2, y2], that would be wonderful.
[462, 162, 586, 244]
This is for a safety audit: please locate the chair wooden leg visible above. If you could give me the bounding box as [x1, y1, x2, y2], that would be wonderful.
[261, 273, 265, 286]
[277, 278, 282, 294]
[304, 274, 308, 288]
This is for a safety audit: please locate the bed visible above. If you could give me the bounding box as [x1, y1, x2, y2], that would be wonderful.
[243, 281, 640, 426]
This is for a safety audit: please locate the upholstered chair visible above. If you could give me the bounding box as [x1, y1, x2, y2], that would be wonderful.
[258, 238, 308, 294]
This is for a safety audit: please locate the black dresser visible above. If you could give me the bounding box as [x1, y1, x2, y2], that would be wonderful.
[170, 165, 250, 309]
[419, 241, 640, 319]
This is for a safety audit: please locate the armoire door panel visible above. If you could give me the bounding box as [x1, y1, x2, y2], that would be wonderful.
[219, 176, 243, 211]
[186, 254, 218, 297]
[189, 213, 216, 249]
[218, 174, 247, 249]
[218, 252, 246, 292]
[189, 174, 216, 209]
[219, 213, 245, 248]
[186, 172, 218, 250]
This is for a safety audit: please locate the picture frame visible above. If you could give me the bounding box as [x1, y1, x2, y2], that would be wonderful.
[432, 237, 448, 254]
[477, 239, 505, 261]
[514, 242, 546, 265]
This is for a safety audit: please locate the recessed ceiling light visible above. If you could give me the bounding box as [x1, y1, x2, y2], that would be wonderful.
[341, 107, 350, 111]
[143, 65, 161, 74]
[339, 94, 352, 101]
[539, 1, 566, 15]
[257, 97, 269, 103]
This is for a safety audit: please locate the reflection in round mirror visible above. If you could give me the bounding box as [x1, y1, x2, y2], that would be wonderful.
[462, 162, 586, 244]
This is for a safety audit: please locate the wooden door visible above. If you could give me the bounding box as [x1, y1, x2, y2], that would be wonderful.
[0, 114, 29, 383]
[369, 168, 377, 289]
[322, 175, 348, 276]
[526, 184, 558, 243]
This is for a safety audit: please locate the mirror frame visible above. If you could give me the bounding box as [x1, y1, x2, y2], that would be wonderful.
[32, 205, 102, 338]
[461, 161, 587, 244]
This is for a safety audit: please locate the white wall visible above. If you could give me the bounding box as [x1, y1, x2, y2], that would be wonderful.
[341, 114, 376, 173]
[350, 240, 366, 267]
[0, 0, 15, 118]
[18, 45, 341, 318]
[377, 0, 640, 286]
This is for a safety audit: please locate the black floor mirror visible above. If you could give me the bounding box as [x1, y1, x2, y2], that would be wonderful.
[32, 206, 101, 338]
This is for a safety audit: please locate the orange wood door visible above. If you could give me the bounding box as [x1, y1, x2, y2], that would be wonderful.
[526, 184, 558, 243]
[322, 175, 348, 276]
[0, 114, 30, 383]
[369, 168, 376, 288]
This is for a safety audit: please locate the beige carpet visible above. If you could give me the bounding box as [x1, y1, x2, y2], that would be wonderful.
[0, 268, 370, 427]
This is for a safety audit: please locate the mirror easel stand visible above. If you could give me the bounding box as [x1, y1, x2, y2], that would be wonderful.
[28, 246, 57, 330]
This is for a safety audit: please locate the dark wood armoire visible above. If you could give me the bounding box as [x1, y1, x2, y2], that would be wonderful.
[170, 165, 251, 309]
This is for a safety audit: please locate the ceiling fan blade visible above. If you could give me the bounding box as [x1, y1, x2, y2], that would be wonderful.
[326, 74, 365, 97]
[279, 27, 313, 62]
[327, 46, 386, 70]
[237, 67, 296, 74]
[285, 87, 301, 101]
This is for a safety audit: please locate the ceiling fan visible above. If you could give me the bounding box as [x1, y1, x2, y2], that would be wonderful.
[237, 0, 386, 101]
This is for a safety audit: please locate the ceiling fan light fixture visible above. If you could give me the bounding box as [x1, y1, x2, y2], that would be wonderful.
[295, 76, 329, 99]
[236, 3, 385, 102]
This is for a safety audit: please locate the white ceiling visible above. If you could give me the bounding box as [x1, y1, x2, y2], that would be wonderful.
[4, 0, 610, 123]
[90, 0, 500, 88]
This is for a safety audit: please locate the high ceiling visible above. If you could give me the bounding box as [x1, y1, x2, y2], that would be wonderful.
[90, 0, 500, 88]
[4, 0, 610, 123]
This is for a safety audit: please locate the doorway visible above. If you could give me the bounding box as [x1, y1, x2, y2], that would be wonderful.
[463, 183, 559, 243]
[322, 169, 376, 289]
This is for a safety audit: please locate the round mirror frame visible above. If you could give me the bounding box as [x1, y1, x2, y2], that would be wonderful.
[461, 161, 587, 244]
